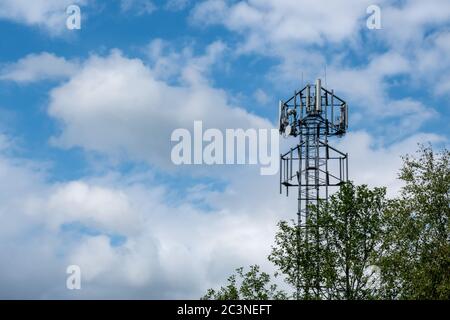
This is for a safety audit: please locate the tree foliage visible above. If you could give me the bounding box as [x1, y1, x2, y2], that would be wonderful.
[202, 145, 450, 300]
[269, 182, 386, 299]
[377, 145, 450, 299]
[201, 265, 288, 300]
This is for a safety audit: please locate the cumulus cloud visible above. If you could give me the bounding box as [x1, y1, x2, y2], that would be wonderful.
[188, 1, 449, 137]
[1, 1, 448, 298]
[190, 0, 450, 57]
[0, 133, 286, 298]
[0, 0, 86, 34]
[382, 0, 450, 48]
[0, 124, 446, 298]
[323, 53, 438, 139]
[0, 49, 445, 299]
[45, 181, 141, 235]
[0, 52, 79, 83]
[165, 0, 191, 11]
[47, 48, 269, 168]
[0, 45, 288, 297]
[269, 50, 437, 142]
[335, 131, 447, 197]
[410, 31, 450, 96]
[119, 0, 157, 15]
[190, 0, 375, 49]
[253, 88, 270, 105]
[145, 39, 228, 84]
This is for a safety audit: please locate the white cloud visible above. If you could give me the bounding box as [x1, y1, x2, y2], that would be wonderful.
[327, 52, 410, 107]
[335, 131, 447, 196]
[323, 53, 437, 138]
[0, 0, 86, 34]
[70, 236, 120, 282]
[265, 49, 438, 141]
[47, 48, 269, 168]
[120, 0, 157, 15]
[382, 0, 450, 48]
[190, 0, 450, 58]
[165, 0, 191, 11]
[144, 39, 228, 85]
[253, 88, 270, 105]
[0, 126, 446, 298]
[0, 52, 79, 83]
[189, 0, 449, 135]
[0, 0, 448, 299]
[0, 134, 284, 298]
[410, 31, 450, 96]
[145, 39, 228, 84]
[45, 181, 141, 235]
[190, 0, 378, 51]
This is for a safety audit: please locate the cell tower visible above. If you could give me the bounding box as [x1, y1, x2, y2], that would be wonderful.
[278, 78, 349, 299]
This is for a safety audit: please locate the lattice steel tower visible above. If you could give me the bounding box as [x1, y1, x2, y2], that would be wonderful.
[278, 79, 349, 299]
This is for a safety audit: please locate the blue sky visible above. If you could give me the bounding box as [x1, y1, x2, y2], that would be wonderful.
[0, 0, 449, 299]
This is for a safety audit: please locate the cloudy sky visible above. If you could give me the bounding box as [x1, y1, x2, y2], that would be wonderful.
[0, 0, 449, 299]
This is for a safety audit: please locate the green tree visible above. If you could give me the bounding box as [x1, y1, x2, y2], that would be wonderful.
[377, 145, 450, 299]
[202, 146, 449, 300]
[269, 182, 387, 299]
[201, 265, 288, 300]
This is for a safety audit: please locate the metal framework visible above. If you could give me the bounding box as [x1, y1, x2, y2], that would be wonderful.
[278, 79, 349, 298]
